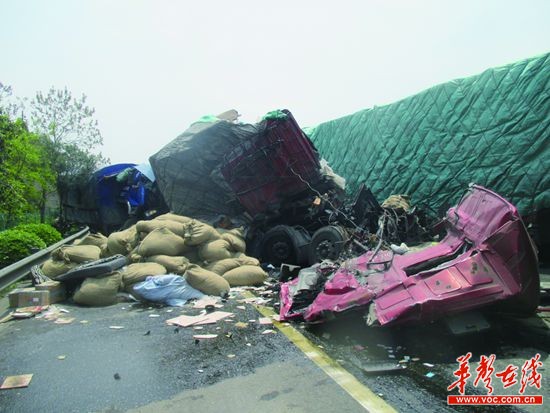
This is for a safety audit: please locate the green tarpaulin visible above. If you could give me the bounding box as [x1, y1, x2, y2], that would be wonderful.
[309, 53, 549, 216]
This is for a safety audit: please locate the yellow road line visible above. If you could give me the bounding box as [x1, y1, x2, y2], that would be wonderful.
[243, 292, 397, 413]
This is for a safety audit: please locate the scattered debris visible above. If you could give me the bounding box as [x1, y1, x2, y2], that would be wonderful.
[423, 363, 434, 368]
[114, 373, 121, 380]
[148, 314, 160, 318]
[193, 297, 223, 309]
[57, 355, 66, 360]
[258, 317, 272, 325]
[193, 334, 218, 339]
[235, 322, 248, 328]
[425, 372, 435, 378]
[144, 330, 151, 336]
[227, 354, 236, 358]
[1, 374, 33, 390]
[109, 326, 124, 330]
[54, 317, 75, 324]
[261, 329, 276, 335]
[0, 306, 48, 323]
[363, 363, 406, 374]
[166, 311, 233, 327]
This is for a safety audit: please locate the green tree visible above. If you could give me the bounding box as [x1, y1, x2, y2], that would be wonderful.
[0, 114, 54, 227]
[30, 87, 108, 216]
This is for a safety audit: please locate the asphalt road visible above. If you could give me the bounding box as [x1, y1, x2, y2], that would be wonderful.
[0, 283, 548, 413]
[0, 291, 368, 413]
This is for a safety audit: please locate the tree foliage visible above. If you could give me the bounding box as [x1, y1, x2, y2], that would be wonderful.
[0, 83, 108, 227]
[0, 114, 54, 226]
[30, 87, 108, 207]
[31, 87, 102, 148]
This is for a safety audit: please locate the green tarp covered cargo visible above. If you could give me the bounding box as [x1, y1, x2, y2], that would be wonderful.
[308, 53, 549, 217]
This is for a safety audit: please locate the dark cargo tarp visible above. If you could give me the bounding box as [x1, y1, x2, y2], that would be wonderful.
[308, 53, 549, 216]
[149, 120, 258, 218]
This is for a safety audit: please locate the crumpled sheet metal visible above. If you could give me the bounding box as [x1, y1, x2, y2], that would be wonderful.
[280, 185, 539, 325]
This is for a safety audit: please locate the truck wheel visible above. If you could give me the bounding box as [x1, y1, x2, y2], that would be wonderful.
[260, 225, 311, 266]
[309, 225, 348, 264]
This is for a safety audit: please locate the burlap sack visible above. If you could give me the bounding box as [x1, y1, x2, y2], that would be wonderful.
[198, 239, 232, 262]
[136, 220, 185, 237]
[233, 253, 260, 266]
[138, 227, 187, 257]
[154, 213, 194, 224]
[52, 245, 101, 264]
[145, 255, 189, 274]
[182, 220, 220, 246]
[220, 232, 246, 253]
[77, 233, 108, 248]
[223, 265, 268, 286]
[381, 194, 411, 212]
[185, 264, 230, 296]
[107, 226, 139, 255]
[73, 272, 122, 306]
[205, 258, 241, 275]
[121, 262, 167, 287]
[41, 259, 78, 278]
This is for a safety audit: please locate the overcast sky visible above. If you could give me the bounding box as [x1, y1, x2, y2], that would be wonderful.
[2, 0, 549, 165]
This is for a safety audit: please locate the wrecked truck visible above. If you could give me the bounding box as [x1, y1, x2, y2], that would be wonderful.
[280, 184, 540, 326]
[150, 110, 391, 267]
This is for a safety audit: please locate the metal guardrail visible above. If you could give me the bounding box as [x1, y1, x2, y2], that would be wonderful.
[0, 226, 90, 291]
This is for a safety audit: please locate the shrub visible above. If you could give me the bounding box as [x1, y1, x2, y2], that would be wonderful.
[13, 223, 62, 246]
[0, 229, 46, 268]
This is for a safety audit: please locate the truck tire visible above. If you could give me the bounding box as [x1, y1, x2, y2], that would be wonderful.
[260, 225, 311, 266]
[308, 225, 348, 264]
[56, 255, 128, 282]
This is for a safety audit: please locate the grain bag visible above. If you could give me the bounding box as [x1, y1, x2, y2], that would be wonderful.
[52, 245, 101, 264]
[205, 258, 241, 275]
[198, 239, 232, 262]
[107, 226, 139, 255]
[145, 255, 189, 274]
[138, 227, 187, 257]
[41, 259, 78, 278]
[185, 264, 230, 296]
[121, 262, 167, 287]
[220, 232, 246, 253]
[77, 233, 108, 248]
[182, 220, 220, 246]
[136, 220, 185, 237]
[223, 265, 267, 286]
[73, 272, 122, 306]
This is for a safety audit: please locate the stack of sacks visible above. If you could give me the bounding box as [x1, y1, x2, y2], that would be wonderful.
[41, 214, 269, 306]
[103, 213, 268, 297]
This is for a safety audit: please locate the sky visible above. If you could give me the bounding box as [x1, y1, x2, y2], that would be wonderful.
[1, 0, 549, 165]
